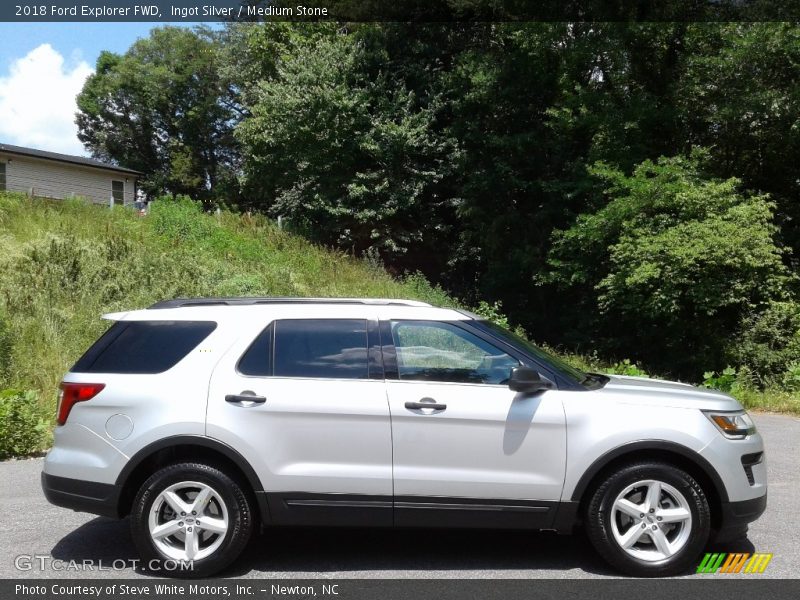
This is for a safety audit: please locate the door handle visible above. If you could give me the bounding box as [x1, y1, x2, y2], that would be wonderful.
[225, 392, 266, 406]
[405, 399, 447, 411]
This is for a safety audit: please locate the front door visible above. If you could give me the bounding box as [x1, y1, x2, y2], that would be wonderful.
[383, 320, 567, 528]
[207, 317, 393, 526]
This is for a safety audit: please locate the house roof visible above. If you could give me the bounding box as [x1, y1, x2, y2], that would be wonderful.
[0, 143, 142, 176]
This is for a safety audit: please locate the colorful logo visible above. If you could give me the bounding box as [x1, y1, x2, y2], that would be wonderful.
[696, 552, 773, 574]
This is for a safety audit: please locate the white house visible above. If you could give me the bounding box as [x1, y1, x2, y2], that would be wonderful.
[0, 143, 140, 205]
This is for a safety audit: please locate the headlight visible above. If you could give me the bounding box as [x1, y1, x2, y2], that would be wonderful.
[702, 410, 756, 439]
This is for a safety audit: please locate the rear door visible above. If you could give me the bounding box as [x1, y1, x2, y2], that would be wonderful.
[207, 315, 393, 526]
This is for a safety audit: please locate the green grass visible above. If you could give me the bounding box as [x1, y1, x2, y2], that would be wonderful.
[0, 193, 456, 435]
[0, 191, 796, 457]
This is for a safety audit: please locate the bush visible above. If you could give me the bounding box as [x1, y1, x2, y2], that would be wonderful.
[702, 366, 742, 393]
[474, 300, 511, 329]
[782, 362, 800, 392]
[732, 301, 800, 386]
[548, 152, 793, 378]
[0, 389, 49, 459]
[607, 359, 649, 378]
[149, 196, 216, 243]
[0, 312, 11, 386]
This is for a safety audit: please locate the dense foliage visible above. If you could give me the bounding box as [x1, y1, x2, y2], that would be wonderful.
[0, 192, 797, 459]
[547, 153, 792, 374]
[76, 27, 240, 203]
[0, 389, 48, 459]
[75, 22, 800, 385]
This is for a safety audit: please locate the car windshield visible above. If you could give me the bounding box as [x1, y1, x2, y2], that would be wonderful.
[475, 320, 596, 386]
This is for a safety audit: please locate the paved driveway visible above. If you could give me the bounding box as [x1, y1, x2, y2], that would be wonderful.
[2, 413, 798, 579]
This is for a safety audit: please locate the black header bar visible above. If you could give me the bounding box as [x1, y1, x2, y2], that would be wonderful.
[3, 0, 800, 22]
[6, 579, 800, 600]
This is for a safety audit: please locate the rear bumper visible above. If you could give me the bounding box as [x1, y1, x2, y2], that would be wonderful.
[41, 472, 120, 519]
[715, 493, 767, 543]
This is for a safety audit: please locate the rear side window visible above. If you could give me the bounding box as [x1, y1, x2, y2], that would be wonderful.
[273, 319, 368, 379]
[72, 321, 216, 374]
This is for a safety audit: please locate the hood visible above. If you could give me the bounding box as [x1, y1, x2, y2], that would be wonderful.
[596, 374, 743, 411]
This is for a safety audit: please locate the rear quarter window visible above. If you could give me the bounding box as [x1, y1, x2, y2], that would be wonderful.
[72, 321, 217, 374]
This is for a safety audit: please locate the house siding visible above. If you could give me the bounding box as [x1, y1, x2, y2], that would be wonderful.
[0, 153, 136, 205]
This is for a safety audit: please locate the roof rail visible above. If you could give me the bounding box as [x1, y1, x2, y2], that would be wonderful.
[148, 297, 433, 310]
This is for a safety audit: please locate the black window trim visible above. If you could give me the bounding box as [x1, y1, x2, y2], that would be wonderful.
[237, 318, 380, 382]
[366, 319, 384, 380]
[235, 321, 275, 378]
[380, 319, 581, 391]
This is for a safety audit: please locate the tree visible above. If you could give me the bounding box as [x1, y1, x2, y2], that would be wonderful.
[678, 24, 800, 259]
[547, 152, 794, 376]
[236, 27, 458, 266]
[76, 26, 238, 203]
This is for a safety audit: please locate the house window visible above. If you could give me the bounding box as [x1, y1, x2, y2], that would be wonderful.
[0, 162, 6, 191]
[111, 180, 124, 203]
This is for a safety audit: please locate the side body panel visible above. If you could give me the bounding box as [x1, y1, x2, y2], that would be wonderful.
[205, 311, 394, 526]
[560, 389, 766, 504]
[43, 321, 240, 484]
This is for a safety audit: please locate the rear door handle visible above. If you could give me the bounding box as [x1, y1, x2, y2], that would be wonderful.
[405, 400, 447, 411]
[225, 392, 266, 406]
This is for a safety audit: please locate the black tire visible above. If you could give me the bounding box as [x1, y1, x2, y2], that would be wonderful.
[585, 461, 711, 577]
[130, 462, 254, 578]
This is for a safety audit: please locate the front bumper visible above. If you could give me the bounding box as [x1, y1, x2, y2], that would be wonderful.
[714, 493, 767, 543]
[41, 472, 121, 519]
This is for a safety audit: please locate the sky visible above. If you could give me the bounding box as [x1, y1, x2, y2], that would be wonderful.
[0, 23, 203, 156]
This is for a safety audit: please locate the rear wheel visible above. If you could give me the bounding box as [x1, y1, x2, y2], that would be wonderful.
[585, 461, 711, 577]
[130, 462, 254, 578]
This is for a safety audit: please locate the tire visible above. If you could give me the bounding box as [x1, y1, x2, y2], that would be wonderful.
[130, 462, 254, 578]
[585, 461, 711, 577]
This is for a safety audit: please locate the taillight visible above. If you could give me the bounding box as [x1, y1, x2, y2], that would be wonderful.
[57, 382, 105, 425]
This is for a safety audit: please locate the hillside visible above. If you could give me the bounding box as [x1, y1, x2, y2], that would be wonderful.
[0, 193, 458, 451]
[0, 192, 796, 458]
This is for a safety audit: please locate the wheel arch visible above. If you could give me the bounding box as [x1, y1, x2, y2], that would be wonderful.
[115, 436, 267, 521]
[570, 440, 728, 530]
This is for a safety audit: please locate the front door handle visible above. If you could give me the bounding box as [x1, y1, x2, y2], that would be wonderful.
[225, 391, 266, 406]
[405, 399, 447, 411]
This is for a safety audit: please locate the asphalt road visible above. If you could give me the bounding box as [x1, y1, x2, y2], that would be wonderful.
[2, 413, 798, 580]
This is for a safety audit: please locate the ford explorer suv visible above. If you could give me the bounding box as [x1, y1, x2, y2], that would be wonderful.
[42, 297, 767, 577]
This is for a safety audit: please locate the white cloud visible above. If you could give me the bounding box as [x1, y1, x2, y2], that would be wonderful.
[0, 44, 93, 156]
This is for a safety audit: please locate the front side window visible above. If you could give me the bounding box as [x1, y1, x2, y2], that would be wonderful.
[112, 180, 124, 203]
[273, 319, 368, 379]
[0, 162, 6, 191]
[390, 320, 519, 384]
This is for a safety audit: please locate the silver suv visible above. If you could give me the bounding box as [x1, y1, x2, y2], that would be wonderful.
[42, 297, 767, 577]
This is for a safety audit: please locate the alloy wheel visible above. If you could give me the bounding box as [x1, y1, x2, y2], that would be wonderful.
[147, 480, 229, 561]
[609, 479, 693, 562]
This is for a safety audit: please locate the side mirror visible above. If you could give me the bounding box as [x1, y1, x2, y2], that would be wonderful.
[508, 366, 552, 393]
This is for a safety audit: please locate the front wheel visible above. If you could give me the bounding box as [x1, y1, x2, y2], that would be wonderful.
[585, 461, 711, 577]
[130, 462, 254, 578]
